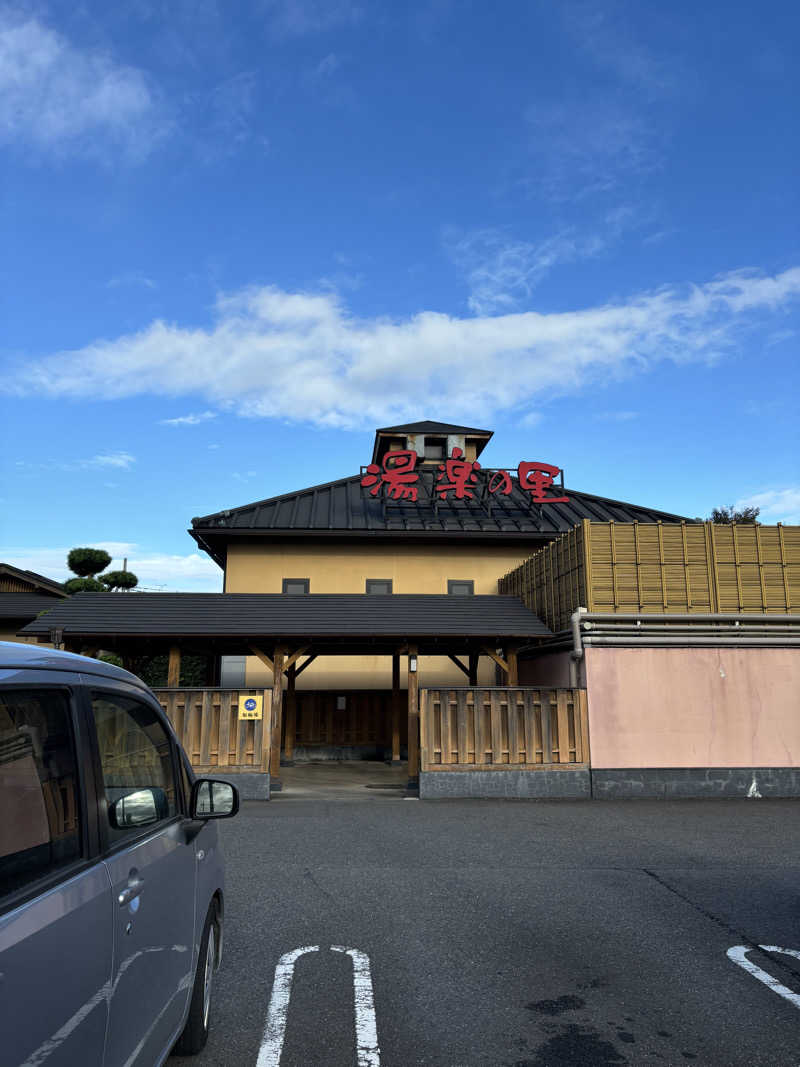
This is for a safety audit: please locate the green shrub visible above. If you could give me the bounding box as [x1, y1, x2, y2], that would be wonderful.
[101, 570, 139, 590]
[67, 548, 112, 577]
[64, 577, 106, 593]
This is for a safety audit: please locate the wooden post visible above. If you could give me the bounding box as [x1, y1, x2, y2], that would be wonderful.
[468, 653, 478, 687]
[270, 646, 286, 783]
[391, 654, 401, 762]
[285, 663, 297, 764]
[407, 644, 419, 781]
[167, 645, 181, 688]
[507, 646, 519, 686]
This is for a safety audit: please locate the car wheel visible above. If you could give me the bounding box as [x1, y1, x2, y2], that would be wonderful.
[174, 902, 218, 1056]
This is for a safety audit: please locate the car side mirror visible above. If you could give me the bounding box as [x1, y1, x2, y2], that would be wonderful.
[109, 787, 168, 829]
[190, 778, 239, 820]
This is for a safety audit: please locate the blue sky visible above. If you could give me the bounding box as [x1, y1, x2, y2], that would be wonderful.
[1, 0, 798, 590]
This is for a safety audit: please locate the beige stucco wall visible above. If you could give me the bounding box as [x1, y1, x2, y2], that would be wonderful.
[0, 628, 41, 645]
[584, 646, 800, 768]
[225, 540, 540, 689]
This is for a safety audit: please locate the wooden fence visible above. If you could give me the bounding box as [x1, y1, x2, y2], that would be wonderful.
[499, 520, 800, 631]
[154, 688, 272, 775]
[420, 687, 589, 771]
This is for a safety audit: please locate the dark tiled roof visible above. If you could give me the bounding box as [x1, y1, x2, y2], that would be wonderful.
[190, 471, 693, 564]
[376, 420, 492, 436]
[0, 593, 65, 621]
[21, 593, 551, 640]
[0, 564, 66, 597]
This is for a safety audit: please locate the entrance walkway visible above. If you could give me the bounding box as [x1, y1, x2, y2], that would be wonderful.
[276, 760, 409, 800]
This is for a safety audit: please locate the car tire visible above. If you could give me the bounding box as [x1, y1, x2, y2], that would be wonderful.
[174, 901, 218, 1056]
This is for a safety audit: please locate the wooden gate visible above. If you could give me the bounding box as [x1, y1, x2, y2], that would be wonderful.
[420, 687, 589, 771]
[154, 688, 272, 775]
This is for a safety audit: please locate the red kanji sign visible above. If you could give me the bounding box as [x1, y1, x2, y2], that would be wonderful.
[517, 461, 569, 503]
[360, 448, 568, 504]
[487, 469, 513, 496]
[436, 447, 480, 500]
[360, 449, 420, 501]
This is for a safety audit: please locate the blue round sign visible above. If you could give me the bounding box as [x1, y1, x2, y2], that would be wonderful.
[244, 698, 257, 711]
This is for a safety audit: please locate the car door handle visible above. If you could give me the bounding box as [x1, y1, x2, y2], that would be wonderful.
[118, 879, 144, 906]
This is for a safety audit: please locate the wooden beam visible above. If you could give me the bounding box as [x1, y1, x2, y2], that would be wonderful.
[481, 646, 509, 675]
[270, 646, 286, 781]
[285, 663, 296, 763]
[447, 654, 470, 678]
[293, 653, 317, 679]
[391, 653, 401, 762]
[283, 645, 310, 672]
[249, 644, 275, 676]
[468, 653, 478, 687]
[167, 645, 181, 688]
[407, 644, 419, 781]
[506, 646, 519, 686]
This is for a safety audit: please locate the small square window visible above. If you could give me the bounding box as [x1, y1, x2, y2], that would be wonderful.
[282, 578, 310, 595]
[448, 579, 474, 596]
[366, 579, 393, 595]
[424, 437, 446, 460]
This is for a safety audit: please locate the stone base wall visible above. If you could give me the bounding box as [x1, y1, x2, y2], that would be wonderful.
[206, 771, 270, 801]
[591, 767, 800, 799]
[419, 769, 590, 799]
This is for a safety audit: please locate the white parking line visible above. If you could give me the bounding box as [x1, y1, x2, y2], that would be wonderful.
[332, 946, 381, 1067]
[257, 946, 380, 1066]
[727, 945, 800, 1009]
[257, 946, 320, 1067]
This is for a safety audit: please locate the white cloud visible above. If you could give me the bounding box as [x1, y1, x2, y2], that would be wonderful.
[446, 226, 607, 314]
[107, 272, 157, 290]
[160, 411, 218, 426]
[260, 0, 361, 37]
[82, 452, 136, 470]
[736, 488, 800, 525]
[525, 96, 656, 201]
[594, 410, 639, 421]
[561, 3, 674, 97]
[0, 8, 164, 158]
[0, 543, 222, 592]
[6, 266, 800, 430]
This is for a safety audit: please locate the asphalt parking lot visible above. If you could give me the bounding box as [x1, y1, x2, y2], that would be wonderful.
[174, 788, 800, 1066]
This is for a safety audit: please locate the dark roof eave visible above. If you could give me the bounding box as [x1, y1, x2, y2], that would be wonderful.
[190, 527, 556, 542]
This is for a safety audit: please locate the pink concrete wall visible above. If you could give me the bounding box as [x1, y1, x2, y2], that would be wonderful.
[584, 646, 800, 768]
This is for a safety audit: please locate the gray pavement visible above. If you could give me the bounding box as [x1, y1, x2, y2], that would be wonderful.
[174, 776, 800, 1066]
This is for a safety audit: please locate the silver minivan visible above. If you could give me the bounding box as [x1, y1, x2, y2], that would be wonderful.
[0, 642, 239, 1066]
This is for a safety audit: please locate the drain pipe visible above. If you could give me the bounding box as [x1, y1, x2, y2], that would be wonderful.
[569, 607, 588, 687]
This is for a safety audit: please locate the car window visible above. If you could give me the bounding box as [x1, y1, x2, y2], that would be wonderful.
[0, 689, 81, 901]
[91, 692, 178, 845]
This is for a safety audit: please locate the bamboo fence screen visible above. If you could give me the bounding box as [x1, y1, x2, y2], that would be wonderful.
[499, 521, 800, 632]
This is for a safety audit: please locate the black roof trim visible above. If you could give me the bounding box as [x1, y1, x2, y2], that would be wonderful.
[375, 420, 493, 436]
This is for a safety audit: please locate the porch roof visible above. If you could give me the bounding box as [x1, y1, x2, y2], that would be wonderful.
[20, 592, 551, 653]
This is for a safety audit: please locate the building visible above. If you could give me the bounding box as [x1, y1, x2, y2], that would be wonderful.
[190, 420, 686, 695]
[0, 563, 66, 644]
[18, 420, 800, 799]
